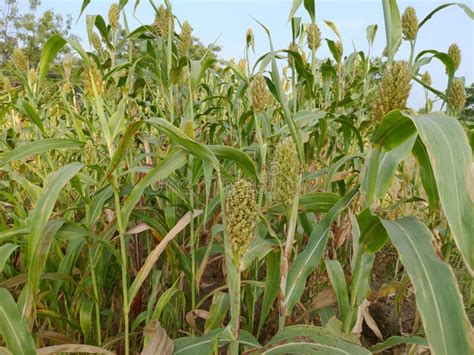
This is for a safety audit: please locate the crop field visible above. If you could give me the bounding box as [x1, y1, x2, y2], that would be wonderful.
[0, 0, 473, 354]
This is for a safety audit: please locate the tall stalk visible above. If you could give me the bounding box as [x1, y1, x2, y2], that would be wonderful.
[278, 175, 301, 330]
[216, 171, 241, 354]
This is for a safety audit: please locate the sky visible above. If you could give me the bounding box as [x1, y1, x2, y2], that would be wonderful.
[21, 0, 474, 109]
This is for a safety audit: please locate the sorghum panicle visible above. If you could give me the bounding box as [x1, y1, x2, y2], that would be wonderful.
[108, 3, 120, 29]
[273, 137, 301, 206]
[371, 61, 412, 121]
[225, 179, 257, 261]
[448, 43, 461, 71]
[2, 77, 11, 91]
[12, 48, 28, 71]
[83, 140, 97, 166]
[335, 41, 343, 62]
[288, 42, 298, 67]
[421, 71, 432, 86]
[63, 54, 73, 79]
[401, 6, 418, 41]
[306, 23, 321, 52]
[28, 68, 36, 84]
[181, 120, 195, 139]
[83, 64, 104, 98]
[447, 79, 466, 114]
[154, 5, 174, 38]
[237, 58, 247, 75]
[91, 32, 102, 52]
[251, 74, 270, 113]
[178, 21, 192, 56]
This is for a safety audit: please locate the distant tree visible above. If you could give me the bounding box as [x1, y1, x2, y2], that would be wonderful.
[462, 83, 474, 121]
[188, 36, 221, 61]
[0, 0, 74, 65]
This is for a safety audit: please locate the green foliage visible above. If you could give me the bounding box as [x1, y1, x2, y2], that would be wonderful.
[0, 1, 473, 354]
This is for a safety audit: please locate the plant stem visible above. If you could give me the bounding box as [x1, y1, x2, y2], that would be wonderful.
[112, 177, 130, 355]
[278, 175, 301, 330]
[88, 244, 102, 345]
[216, 171, 240, 354]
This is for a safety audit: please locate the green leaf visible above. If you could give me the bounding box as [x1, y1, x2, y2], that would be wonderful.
[304, 0, 316, 23]
[85, 186, 113, 228]
[325, 260, 350, 323]
[324, 20, 342, 40]
[128, 211, 202, 309]
[409, 113, 474, 276]
[205, 292, 229, 332]
[121, 149, 188, 228]
[19, 100, 45, 134]
[267, 192, 339, 215]
[288, 0, 303, 20]
[370, 111, 474, 274]
[382, 0, 402, 63]
[366, 24, 378, 46]
[370, 335, 428, 353]
[382, 217, 474, 354]
[357, 209, 388, 254]
[255, 20, 304, 163]
[147, 118, 218, 167]
[240, 235, 275, 272]
[361, 135, 416, 207]
[0, 244, 19, 274]
[419, 3, 474, 28]
[106, 121, 145, 176]
[174, 329, 222, 354]
[371, 110, 416, 150]
[413, 50, 454, 81]
[27, 163, 83, 316]
[78, 0, 92, 19]
[37, 34, 67, 89]
[285, 187, 359, 313]
[80, 300, 94, 341]
[246, 325, 371, 354]
[257, 251, 280, 336]
[0, 139, 84, 168]
[0, 288, 36, 355]
[412, 138, 439, 210]
[208, 145, 257, 179]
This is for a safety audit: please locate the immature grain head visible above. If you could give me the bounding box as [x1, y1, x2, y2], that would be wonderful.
[2, 77, 11, 91]
[335, 41, 343, 62]
[251, 74, 270, 113]
[154, 5, 174, 38]
[63, 54, 73, 79]
[181, 120, 195, 139]
[91, 32, 102, 52]
[273, 137, 301, 206]
[108, 3, 120, 29]
[12, 48, 28, 71]
[237, 58, 247, 75]
[448, 43, 461, 71]
[246, 28, 255, 51]
[225, 179, 257, 261]
[421, 71, 432, 86]
[83, 63, 104, 98]
[178, 21, 192, 56]
[401, 6, 418, 41]
[28, 68, 36, 84]
[447, 79, 465, 115]
[83, 140, 97, 166]
[306, 23, 321, 52]
[371, 61, 411, 121]
[288, 42, 298, 67]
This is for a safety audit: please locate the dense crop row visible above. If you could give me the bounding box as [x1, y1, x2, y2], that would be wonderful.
[0, 0, 473, 354]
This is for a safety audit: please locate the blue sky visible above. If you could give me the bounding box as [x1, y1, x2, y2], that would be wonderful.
[23, 0, 474, 108]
